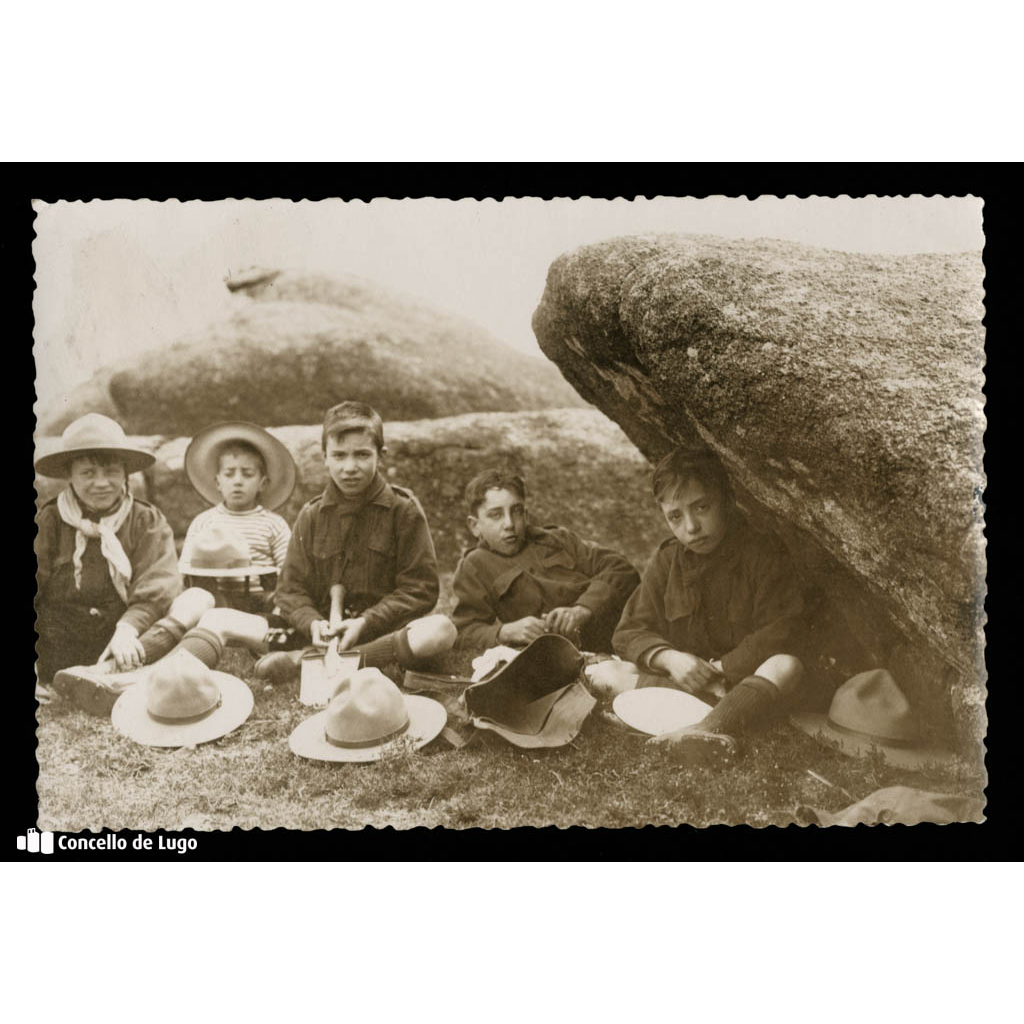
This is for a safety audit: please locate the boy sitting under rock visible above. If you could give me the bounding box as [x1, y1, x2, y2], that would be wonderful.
[253, 401, 455, 682]
[598, 445, 806, 767]
[451, 469, 640, 652]
[35, 414, 182, 703]
[178, 421, 295, 613]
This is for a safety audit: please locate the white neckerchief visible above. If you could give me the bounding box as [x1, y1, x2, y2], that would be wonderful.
[56, 487, 134, 604]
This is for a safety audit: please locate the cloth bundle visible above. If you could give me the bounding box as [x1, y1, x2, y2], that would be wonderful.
[403, 634, 595, 749]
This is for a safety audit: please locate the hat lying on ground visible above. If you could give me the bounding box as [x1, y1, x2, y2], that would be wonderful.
[179, 524, 279, 578]
[35, 413, 155, 478]
[790, 669, 951, 769]
[465, 634, 595, 748]
[184, 420, 297, 511]
[289, 668, 446, 763]
[111, 650, 254, 747]
[612, 687, 713, 735]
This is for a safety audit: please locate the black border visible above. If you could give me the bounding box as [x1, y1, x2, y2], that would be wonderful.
[9, 163, 1011, 861]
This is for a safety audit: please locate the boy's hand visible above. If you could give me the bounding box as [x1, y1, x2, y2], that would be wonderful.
[649, 650, 720, 693]
[310, 620, 335, 646]
[101, 622, 145, 671]
[311, 617, 367, 650]
[544, 605, 592, 640]
[498, 616, 547, 646]
[585, 658, 640, 698]
[335, 617, 367, 651]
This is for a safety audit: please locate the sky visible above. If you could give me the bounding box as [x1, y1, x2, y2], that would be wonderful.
[32, 196, 984, 413]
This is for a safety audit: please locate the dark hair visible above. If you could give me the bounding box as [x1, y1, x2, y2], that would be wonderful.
[321, 401, 385, 453]
[651, 446, 733, 505]
[464, 469, 527, 516]
[216, 441, 267, 477]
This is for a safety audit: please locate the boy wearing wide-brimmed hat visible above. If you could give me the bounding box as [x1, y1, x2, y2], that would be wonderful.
[257, 401, 455, 682]
[598, 445, 807, 767]
[34, 414, 183, 699]
[179, 421, 295, 613]
[451, 468, 640, 652]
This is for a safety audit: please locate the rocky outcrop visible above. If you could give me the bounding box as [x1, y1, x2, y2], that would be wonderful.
[38, 269, 586, 435]
[533, 234, 986, 743]
[35, 409, 666, 578]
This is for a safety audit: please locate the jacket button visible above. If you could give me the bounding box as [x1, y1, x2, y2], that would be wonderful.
[88, 607, 101, 617]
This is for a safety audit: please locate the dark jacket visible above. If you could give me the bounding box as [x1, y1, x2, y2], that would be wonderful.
[452, 524, 640, 650]
[35, 494, 182, 634]
[275, 473, 439, 640]
[612, 514, 804, 685]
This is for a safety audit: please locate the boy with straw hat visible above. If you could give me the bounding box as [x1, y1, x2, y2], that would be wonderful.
[179, 421, 295, 613]
[34, 413, 182, 701]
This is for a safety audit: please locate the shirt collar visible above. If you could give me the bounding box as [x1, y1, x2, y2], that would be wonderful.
[319, 472, 392, 512]
[215, 503, 266, 515]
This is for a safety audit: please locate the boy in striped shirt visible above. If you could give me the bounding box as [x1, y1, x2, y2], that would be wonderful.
[179, 422, 297, 613]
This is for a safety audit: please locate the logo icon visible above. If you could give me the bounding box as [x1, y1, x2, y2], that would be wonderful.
[17, 828, 54, 854]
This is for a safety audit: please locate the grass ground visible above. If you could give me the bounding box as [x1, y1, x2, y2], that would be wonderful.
[36, 644, 986, 832]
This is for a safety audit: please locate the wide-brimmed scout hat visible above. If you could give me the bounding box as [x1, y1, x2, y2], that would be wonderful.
[184, 421, 297, 510]
[289, 667, 446, 763]
[35, 413, 155, 479]
[111, 650, 254, 747]
[179, 524, 279, 578]
[465, 634, 595, 748]
[613, 686, 713, 735]
[791, 669, 951, 769]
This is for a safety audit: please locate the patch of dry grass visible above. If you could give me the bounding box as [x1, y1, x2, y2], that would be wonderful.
[35, 644, 985, 833]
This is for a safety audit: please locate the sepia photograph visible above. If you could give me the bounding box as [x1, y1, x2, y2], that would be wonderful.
[32, 194, 987, 832]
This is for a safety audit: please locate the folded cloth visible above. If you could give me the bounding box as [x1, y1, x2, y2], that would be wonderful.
[471, 645, 521, 682]
[798, 785, 985, 826]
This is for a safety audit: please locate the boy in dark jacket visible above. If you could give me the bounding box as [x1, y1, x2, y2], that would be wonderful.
[606, 445, 805, 766]
[451, 469, 640, 652]
[254, 401, 455, 681]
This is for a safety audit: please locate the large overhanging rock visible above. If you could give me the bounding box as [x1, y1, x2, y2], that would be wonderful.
[35, 409, 665, 581]
[38, 269, 585, 436]
[532, 234, 986, 742]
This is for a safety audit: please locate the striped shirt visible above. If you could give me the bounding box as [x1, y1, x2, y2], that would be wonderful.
[180, 505, 291, 592]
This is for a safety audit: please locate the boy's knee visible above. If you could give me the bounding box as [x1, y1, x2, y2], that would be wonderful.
[195, 608, 268, 646]
[168, 588, 217, 627]
[406, 614, 457, 656]
[195, 608, 235, 639]
[754, 654, 804, 695]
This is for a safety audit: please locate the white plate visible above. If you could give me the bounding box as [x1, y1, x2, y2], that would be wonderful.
[613, 687, 712, 735]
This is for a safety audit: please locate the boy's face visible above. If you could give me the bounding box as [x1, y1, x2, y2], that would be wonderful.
[215, 452, 268, 511]
[660, 476, 728, 555]
[69, 456, 126, 514]
[468, 487, 528, 556]
[324, 429, 380, 499]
